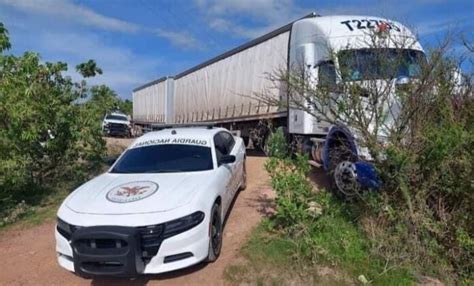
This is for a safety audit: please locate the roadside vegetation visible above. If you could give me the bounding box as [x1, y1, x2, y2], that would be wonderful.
[227, 131, 414, 285]
[227, 34, 473, 284]
[0, 23, 130, 228]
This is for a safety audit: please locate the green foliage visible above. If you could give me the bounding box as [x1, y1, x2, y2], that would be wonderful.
[82, 85, 132, 119]
[368, 55, 474, 283]
[261, 154, 415, 284]
[0, 23, 11, 51]
[265, 127, 289, 159]
[0, 23, 111, 224]
[76, 59, 103, 78]
[264, 154, 319, 234]
[118, 99, 133, 115]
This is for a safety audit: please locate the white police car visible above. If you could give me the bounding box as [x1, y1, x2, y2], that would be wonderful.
[55, 127, 247, 277]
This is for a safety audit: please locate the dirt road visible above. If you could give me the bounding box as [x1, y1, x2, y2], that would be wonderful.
[0, 139, 274, 286]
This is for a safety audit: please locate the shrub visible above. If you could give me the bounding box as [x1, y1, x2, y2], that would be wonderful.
[265, 127, 289, 159]
[0, 23, 116, 223]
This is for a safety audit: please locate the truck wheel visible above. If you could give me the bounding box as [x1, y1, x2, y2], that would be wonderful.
[239, 159, 247, 191]
[328, 145, 359, 200]
[207, 203, 222, 262]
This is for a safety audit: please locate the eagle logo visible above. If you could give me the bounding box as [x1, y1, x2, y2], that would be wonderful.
[116, 186, 149, 197]
[106, 181, 159, 203]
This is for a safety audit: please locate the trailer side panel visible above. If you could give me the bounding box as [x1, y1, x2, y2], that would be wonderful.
[173, 31, 290, 124]
[132, 78, 172, 124]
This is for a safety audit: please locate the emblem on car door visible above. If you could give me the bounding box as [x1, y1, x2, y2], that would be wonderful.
[106, 181, 159, 203]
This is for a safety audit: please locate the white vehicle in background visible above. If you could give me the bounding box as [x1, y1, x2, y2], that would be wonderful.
[132, 13, 425, 198]
[102, 112, 131, 137]
[56, 127, 247, 276]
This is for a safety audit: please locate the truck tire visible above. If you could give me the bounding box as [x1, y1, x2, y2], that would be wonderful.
[328, 145, 359, 200]
[207, 203, 222, 262]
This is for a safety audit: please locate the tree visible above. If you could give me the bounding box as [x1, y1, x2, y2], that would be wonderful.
[76, 59, 103, 78]
[0, 23, 107, 220]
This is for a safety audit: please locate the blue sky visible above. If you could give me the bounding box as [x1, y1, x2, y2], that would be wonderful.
[0, 0, 472, 99]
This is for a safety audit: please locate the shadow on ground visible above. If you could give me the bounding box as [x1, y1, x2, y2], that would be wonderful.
[309, 168, 330, 191]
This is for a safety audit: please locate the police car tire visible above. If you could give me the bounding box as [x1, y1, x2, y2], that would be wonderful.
[207, 203, 222, 262]
[239, 158, 247, 191]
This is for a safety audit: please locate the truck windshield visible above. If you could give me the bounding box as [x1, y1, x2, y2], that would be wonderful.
[106, 115, 128, 121]
[111, 144, 213, 173]
[338, 48, 425, 81]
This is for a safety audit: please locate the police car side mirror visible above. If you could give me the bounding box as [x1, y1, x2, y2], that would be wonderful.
[219, 155, 236, 165]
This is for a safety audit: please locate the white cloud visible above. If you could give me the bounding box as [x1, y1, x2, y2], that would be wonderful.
[208, 18, 270, 38]
[197, 0, 296, 21]
[154, 29, 203, 50]
[195, 0, 310, 39]
[414, 18, 469, 37]
[0, 0, 140, 33]
[0, 0, 200, 49]
[37, 31, 161, 98]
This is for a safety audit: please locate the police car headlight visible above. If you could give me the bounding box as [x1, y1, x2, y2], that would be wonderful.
[57, 217, 73, 239]
[163, 211, 205, 238]
[57, 217, 81, 240]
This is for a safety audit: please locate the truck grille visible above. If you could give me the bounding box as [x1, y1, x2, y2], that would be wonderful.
[109, 123, 128, 130]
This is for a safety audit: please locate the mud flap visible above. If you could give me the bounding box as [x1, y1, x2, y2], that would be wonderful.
[354, 161, 381, 190]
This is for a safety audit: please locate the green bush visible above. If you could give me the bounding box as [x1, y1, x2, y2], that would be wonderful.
[364, 55, 474, 283]
[263, 152, 414, 284]
[0, 23, 121, 224]
[265, 155, 319, 234]
[265, 127, 289, 159]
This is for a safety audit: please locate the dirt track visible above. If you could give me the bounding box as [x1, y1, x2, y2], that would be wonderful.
[0, 139, 274, 286]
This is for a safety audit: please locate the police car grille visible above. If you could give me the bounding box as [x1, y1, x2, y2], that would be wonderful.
[138, 224, 164, 260]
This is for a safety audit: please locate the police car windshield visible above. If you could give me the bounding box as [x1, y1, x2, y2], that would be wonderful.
[338, 48, 425, 81]
[106, 115, 128, 121]
[111, 144, 213, 173]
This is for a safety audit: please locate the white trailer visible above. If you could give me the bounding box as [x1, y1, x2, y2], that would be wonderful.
[133, 77, 174, 124]
[133, 13, 424, 197]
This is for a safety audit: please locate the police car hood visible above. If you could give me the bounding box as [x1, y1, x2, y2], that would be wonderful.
[65, 171, 212, 215]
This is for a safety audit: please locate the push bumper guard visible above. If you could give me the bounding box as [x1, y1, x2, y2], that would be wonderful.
[71, 226, 145, 277]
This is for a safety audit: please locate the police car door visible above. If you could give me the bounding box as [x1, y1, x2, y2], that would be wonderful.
[214, 132, 235, 214]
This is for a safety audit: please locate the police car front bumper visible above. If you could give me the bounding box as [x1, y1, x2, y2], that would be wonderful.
[56, 214, 209, 276]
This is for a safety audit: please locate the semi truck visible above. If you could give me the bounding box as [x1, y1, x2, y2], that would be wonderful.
[132, 13, 424, 198]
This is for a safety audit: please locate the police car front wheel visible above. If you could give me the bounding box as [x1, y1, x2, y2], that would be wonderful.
[207, 203, 222, 262]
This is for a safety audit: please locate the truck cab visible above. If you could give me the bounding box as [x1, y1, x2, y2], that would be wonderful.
[288, 15, 424, 136]
[287, 15, 425, 198]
